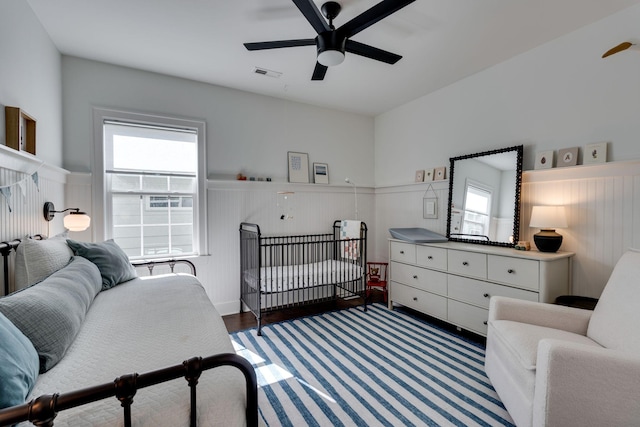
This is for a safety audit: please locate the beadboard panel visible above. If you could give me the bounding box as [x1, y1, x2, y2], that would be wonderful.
[0, 160, 68, 295]
[522, 161, 640, 298]
[374, 181, 450, 262]
[207, 181, 374, 314]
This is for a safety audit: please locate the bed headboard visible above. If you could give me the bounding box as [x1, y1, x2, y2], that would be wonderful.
[0, 234, 44, 296]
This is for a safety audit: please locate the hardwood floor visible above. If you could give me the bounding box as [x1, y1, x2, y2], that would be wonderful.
[223, 292, 385, 333]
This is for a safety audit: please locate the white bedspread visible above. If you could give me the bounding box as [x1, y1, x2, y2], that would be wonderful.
[24, 274, 247, 427]
[248, 259, 363, 293]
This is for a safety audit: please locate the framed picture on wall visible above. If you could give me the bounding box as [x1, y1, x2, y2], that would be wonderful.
[584, 142, 608, 164]
[415, 170, 424, 182]
[424, 168, 434, 181]
[534, 150, 554, 169]
[313, 162, 329, 184]
[558, 147, 579, 167]
[288, 152, 309, 183]
[434, 166, 446, 180]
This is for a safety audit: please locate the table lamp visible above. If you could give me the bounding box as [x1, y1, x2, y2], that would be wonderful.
[529, 205, 568, 252]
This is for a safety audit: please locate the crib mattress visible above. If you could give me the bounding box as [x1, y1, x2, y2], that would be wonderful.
[24, 274, 247, 427]
[245, 259, 363, 293]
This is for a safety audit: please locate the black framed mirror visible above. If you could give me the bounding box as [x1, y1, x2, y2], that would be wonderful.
[446, 145, 523, 247]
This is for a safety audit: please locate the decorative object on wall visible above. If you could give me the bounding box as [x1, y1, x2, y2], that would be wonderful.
[414, 170, 424, 182]
[5, 107, 37, 155]
[344, 177, 358, 220]
[529, 205, 568, 253]
[557, 147, 579, 167]
[424, 168, 434, 181]
[43, 202, 91, 231]
[583, 142, 608, 164]
[602, 41, 636, 58]
[287, 152, 309, 183]
[313, 162, 329, 184]
[0, 168, 41, 213]
[434, 166, 446, 180]
[277, 191, 295, 220]
[422, 184, 438, 219]
[243, 0, 415, 81]
[534, 150, 554, 169]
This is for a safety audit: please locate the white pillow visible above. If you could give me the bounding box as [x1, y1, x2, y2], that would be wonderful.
[14, 236, 74, 290]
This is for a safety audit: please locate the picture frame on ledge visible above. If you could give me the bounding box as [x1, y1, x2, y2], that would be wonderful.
[313, 162, 329, 184]
[557, 147, 579, 167]
[415, 170, 424, 182]
[584, 142, 607, 164]
[288, 152, 309, 183]
[534, 150, 554, 169]
[434, 166, 447, 180]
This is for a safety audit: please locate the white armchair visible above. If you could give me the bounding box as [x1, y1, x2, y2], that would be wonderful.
[485, 249, 640, 427]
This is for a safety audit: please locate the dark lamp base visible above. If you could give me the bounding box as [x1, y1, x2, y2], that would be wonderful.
[533, 229, 563, 252]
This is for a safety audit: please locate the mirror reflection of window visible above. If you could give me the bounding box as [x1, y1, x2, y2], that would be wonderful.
[462, 180, 492, 238]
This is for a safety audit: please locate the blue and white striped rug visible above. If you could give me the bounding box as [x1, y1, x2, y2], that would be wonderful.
[230, 303, 514, 427]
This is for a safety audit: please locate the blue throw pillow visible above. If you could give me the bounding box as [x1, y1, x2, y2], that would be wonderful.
[0, 311, 39, 409]
[67, 239, 137, 290]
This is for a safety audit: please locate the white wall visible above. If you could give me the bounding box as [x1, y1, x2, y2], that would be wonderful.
[0, 0, 63, 167]
[374, 4, 640, 298]
[61, 57, 375, 313]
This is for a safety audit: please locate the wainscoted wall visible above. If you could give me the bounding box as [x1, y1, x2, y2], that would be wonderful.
[521, 160, 640, 298]
[0, 148, 68, 295]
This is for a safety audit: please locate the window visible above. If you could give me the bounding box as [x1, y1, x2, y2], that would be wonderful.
[461, 180, 493, 238]
[94, 109, 206, 259]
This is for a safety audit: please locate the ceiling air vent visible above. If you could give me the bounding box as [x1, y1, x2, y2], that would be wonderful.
[253, 67, 282, 78]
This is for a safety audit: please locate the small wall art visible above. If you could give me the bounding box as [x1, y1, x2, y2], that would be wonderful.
[288, 152, 309, 183]
[557, 147, 579, 167]
[434, 166, 447, 180]
[415, 170, 424, 182]
[423, 184, 438, 219]
[583, 142, 608, 164]
[313, 162, 329, 184]
[534, 150, 554, 169]
[424, 168, 434, 181]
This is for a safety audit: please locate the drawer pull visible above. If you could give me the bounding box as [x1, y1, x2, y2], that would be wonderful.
[483, 293, 490, 298]
[483, 321, 488, 325]
[427, 255, 433, 260]
[400, 250, 405, 254]
[413, 275, 418, 279]
[413, 297, 418, 301]
[507, 269, 515, 274]
[462, 261, 469, 266]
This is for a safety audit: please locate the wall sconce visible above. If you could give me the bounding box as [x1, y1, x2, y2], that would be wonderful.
[529, 205, 568, 252]
[43, 202, 91, 232]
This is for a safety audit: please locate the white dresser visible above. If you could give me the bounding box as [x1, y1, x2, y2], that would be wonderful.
[388, 240, 574, 336]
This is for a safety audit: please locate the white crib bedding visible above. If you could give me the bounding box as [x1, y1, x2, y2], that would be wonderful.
[245, 259, 363, 293]
[23, 274, 246, 427]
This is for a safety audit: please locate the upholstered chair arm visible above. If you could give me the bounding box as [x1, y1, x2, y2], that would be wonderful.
[533, 339, 640, 427]
[488, 296, 592, 335]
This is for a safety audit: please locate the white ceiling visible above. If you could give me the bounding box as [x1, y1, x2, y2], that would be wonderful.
[26, 0, 640, 116]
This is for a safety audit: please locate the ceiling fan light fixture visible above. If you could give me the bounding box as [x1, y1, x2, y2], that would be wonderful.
[318, 49, 345, 66]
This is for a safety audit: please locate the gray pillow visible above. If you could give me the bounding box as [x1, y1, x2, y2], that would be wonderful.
[0, 256, 102, 372]
[66, 239, 137, 290]
[14, 235, 73, 290]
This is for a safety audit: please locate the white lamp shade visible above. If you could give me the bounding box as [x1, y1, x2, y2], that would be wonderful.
[64, 213, 91, 232]
[530, 206, 568, 229]
[317, 50, 345, 66]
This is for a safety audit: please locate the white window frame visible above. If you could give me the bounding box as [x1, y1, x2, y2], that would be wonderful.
[92, 107, 207, 257]
[461, 178, 493, 238]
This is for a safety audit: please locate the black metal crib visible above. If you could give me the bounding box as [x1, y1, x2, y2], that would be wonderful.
[240, 220, 367, 335]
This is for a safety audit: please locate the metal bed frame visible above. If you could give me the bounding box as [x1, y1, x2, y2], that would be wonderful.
[0, 236, 258, 427]
[240, 220, 367, 335]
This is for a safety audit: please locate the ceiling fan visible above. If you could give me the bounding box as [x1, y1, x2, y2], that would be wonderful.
[244, 0, 415, 80]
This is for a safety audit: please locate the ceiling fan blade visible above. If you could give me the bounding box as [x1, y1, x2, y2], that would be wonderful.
[292, 0, 330, 34]
[244, 39, 316, 51]
[346, 40, 402, 64]
[312, 62, 328, 80]
[602, 42, 634, 58]
[338, 0, 415, 39]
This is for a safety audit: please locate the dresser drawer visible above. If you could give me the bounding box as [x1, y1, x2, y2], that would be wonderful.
[390, 262, 447, 295]
[447, 250, 487, 279]
[390, 241, 416, 264]
[416, 245, 447, 270]
[447, 275, 539, 309]
[487, 255, 539, 291]
[448, 299, 489, 336]
[391, 282, 447, 320]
